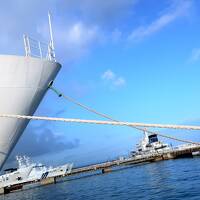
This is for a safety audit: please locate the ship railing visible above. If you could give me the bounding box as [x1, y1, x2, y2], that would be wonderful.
[23, 34, 55, 61]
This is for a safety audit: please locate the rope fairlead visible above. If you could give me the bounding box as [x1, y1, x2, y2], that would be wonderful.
[48, 81, 62, 97]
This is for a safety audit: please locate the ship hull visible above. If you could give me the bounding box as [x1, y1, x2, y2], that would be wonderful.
[0, 55, 61, 169]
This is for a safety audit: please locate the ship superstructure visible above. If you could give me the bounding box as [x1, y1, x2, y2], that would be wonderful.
[0, 156, 73, 188]
[131, 131, 172, 157]
[0, 13, 61, 169]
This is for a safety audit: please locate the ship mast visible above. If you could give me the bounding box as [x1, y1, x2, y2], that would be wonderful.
[48, 12, 56, 61]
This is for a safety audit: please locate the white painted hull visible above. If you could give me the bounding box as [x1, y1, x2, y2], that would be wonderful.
[0, 55, 61, 169]
[0, 156, 73, 188]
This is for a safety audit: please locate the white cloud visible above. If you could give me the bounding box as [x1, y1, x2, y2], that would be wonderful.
[61, 22, 101, 57]
[101, 69, 126, 88]
[67, 23, 97, 45]
[128, 0, 192, 41]
[190, 48, 200, 62]
[113, 77, 126, 87]
[101, 69, 116, 80]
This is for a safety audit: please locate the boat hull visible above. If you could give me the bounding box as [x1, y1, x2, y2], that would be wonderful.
[0, 55, 61, 169]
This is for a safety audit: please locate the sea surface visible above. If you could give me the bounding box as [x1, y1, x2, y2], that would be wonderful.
[1, 158, 200, 200]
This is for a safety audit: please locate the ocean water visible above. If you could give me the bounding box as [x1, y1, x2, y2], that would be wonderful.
[1, 158, 200, 200]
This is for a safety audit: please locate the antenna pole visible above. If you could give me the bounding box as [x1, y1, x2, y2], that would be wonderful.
[48, 12, 56, 60]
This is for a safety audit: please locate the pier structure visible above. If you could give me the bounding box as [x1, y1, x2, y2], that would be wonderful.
[1, 144, 200, 195]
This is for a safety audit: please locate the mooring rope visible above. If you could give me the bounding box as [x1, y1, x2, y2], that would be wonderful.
[49, 86, 200, 145]
[0, 85, 199, 146]
[1, 114, 200, 131]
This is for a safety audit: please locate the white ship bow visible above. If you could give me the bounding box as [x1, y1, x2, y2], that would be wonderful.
[0, 55, 61, 169]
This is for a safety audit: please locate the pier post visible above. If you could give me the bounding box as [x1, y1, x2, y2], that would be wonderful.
[40, 177, 56, 186]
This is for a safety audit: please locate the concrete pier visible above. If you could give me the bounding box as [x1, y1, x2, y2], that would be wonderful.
[69, 146, 198, 176]
[40, 177, 56, 185]
[102, 168, 112, 174]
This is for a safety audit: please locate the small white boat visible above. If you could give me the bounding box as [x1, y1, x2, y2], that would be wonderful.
[0, 156, 73, 188]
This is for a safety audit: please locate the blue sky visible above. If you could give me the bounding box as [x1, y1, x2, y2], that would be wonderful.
[1, 0, 200, 167]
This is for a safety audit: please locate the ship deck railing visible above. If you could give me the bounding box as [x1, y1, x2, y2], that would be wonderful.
[23, 34, 55, 61]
